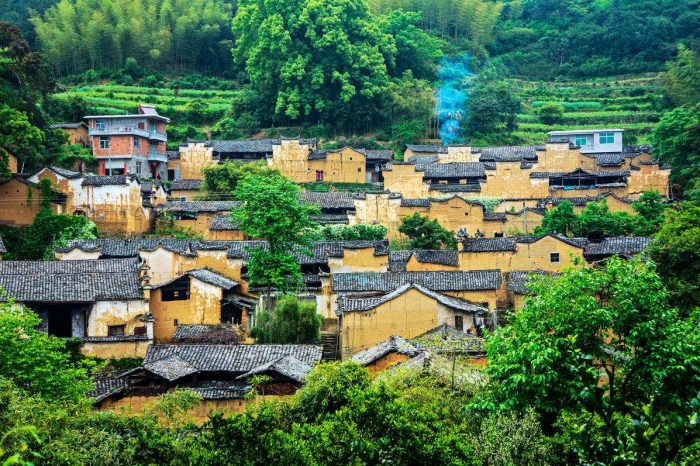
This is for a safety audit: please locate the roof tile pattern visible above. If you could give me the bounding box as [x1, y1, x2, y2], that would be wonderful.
[332, 270, 501, 292]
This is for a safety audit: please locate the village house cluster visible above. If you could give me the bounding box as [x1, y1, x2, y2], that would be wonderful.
[0, 106, 669, 412]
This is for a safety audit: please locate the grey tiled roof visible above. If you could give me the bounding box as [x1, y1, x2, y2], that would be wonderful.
[412, 250, 459, 266]
[406, 144, 446, 154]
[461, 237, 517, 252]
[332, 270, 501, 292]
[44, 166, 83, 179]
[170, 179, 202, 191]
[475, 146, 538, 162]
[357, 148, 393, 161]
[483, 212, 506, 221]
[87, 376, 126, 402]
[152, 268, 238, 290]
[424, 162, 485, 179]
[166, 150, 180, 160]
[411, 324, 485, 354]
[173, 325, 222, 339]
[49, 122, 86, 129]
[0, 236, 5, 254]
[311, 214, 349, 225]
[301, 191, 356, 209]
[337, 283, 488, 314]
[594, 153, 624, 166]
[0, 258, 143, 303]
[209, 215, 241, 231]
[429, 183, 481, 193]
[212, 139, 278, 154]
[507, 270, 552, 294]
[179, 381, 250, 399]
[58, 238, 196, 257]
[530, 169, 630, 179]
[388, 251, 411, 272]
[308, 150, 327, 160]
[154, 200, 241, 213]
[351, 336, 419, 365]
[516, 233, 588, 249]
[140, 344, 323, 381]
[81, 175, 130, 186]
[407, 155, 440, 170]
[237, 355, 312, 383]
[583, 236, 652, 257]
[400, 198, 431, 208]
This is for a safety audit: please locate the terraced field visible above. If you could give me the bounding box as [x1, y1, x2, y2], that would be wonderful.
[509, 74, 664, 144]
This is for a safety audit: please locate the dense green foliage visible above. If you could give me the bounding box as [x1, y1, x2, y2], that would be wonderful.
[199, 161, 280, 200]
[535, 193, 667, 237]
[233, 0, 441, 132]
[490, 0, 700, 79]
[648, 202, 700, 313]
[0, 302, 95, 402]
[232, 174, 319, 301]
[252, 295, 322, 344]
[398, 212, 457, 250]
[20, 207, 98, 260]
[32, 0, 234, 76]
[481, 258, 700, 463]
[306, 224, 387, 241]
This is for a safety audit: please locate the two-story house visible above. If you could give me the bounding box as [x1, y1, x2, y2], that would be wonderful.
[85, 104, 169, 179]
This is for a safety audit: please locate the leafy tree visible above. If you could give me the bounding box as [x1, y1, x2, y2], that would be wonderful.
[252, 295, 322, 344]
[631, 190, 667, 235]
[17, 207, 98, 260]
[466, 81, 521, 135]
[648, 202, 700, 312]
[534, 200, 577, 236]
[0, 303, 95, 402]
[199, 161, 280, 200]
[232, 173, 319, 304]
[649, 106, 700, 201]
[665, 44, 700, 106]
[535, 101, 564, 125]
[482, 258, 700, 463]
[307, 224, 387, 241]
[573, 200, 636, 237]
[0, 104, 43, 174]
[398, 212, 456, 249]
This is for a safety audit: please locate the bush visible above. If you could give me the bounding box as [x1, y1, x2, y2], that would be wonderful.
[251, 295, 322, 344]
[536, 102, 564, 125]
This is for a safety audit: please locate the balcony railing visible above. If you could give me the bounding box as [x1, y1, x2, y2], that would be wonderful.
[89, 126, 167, 141]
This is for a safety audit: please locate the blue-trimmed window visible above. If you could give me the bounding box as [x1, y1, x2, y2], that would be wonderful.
[599, 132, 615, 144]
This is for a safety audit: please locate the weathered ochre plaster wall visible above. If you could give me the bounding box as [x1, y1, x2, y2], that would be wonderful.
[328, 247, 389, 273]
[179, 143, 216, 180]
[87, 300, 149, 338]
[84, 182, 153, 235]
[170, 212, 222, 238]
[0, 179, 62, 226]
[480, 163, 549, 199]
[382, 164, 429, 198]
[81, 340, 150, 359]
[307, 147, 366, 183]
[270, 140, 314, 182]
[342, 289, 478, 354]
[7, 153, 18, 173]
[151, 277, 224, 341]
[404, 255, 459, 272]
[627, 165, 670, 198]
[170, 189, 197, 201]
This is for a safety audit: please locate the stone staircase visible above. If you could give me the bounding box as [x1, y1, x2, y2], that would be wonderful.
[320, 332, 340, 361]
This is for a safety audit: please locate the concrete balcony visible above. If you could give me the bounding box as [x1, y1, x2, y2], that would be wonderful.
[89, 126, 167, 142]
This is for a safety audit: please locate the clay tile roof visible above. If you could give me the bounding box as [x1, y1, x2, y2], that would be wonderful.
[0, 258, 143, 302]
[351, 335, 419, 365]
[583, 236, 652, 257]
[356, 148, 393, 161]
[400, 198, 431, 208]
[412, 250, 459, 267]
[140, 344, 323, 381]
[332, 270, 501, 292]
[0, 236, 6, 254]
[81, 175, 130, 186]
[237, 355, 313, 383]
[301, 191, 356, 209]
[209, 215, 241, 231]
[461, 237, 517, 252]
[507, 270, 553, 294]
[424, 162, 485, 178]
[154, 200, 241, 213]
[476, 145, 538, 162]
[171, 179, 202, 191]
[337, 283, 489, 315]
[406, 144, 446, 154]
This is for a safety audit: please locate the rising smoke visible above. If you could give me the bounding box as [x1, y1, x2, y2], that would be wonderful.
[436, 54, 472, 144]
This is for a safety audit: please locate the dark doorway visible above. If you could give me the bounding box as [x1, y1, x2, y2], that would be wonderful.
[222, 302, 243, 325]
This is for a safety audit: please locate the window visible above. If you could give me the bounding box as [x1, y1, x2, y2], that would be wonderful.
[599, 132, 615, 144]
[494, 232, 504, 238]
[96, 120, 106, 131]
[99, 136, 110, 149]
[550, 252, 560, 263]
[133, 326, 147, 335]
[133, 137, 141, 149]
[108, 325, 125, 337]
[358, 167, 361, 172]
[135, 161, 142, 174]
[574, 135, 588, 147]
[161, 276, 190, 301]
[315, 170, 324, 182]
[454, 315, 464, 331]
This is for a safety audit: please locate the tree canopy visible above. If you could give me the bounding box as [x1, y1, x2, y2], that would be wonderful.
[398, 212, 456, 250]
[252, 295, 322, 344]
[199, 161, 280, 201]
